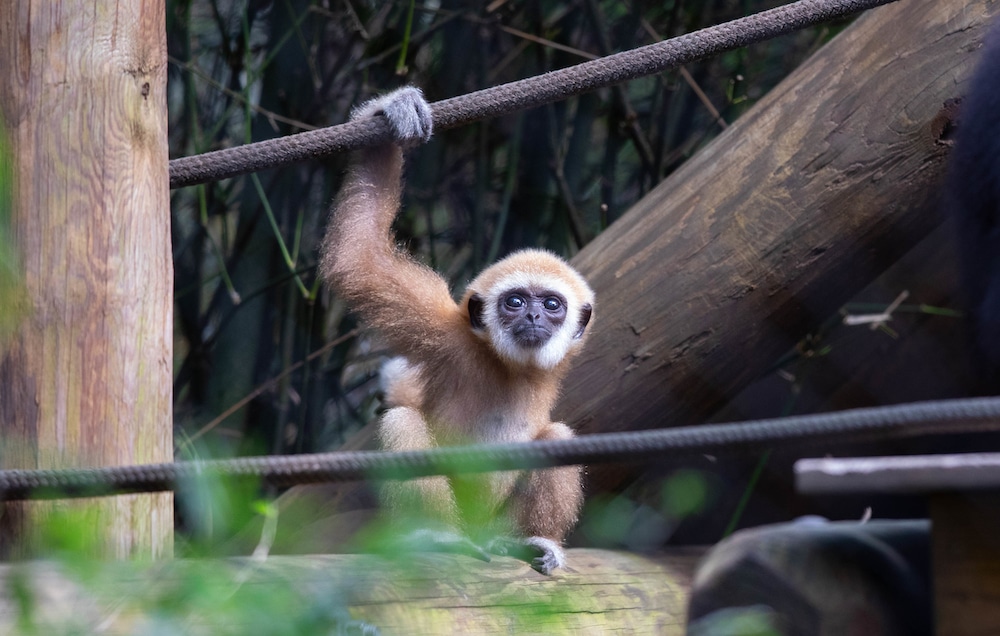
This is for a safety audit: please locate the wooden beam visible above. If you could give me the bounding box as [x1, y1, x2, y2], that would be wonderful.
[797, 453, 1000, 494]
[0, 0, 173, 558]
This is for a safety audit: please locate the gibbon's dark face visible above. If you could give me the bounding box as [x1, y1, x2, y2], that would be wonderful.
[464, 249, 594, 369]
[497, 289, 568, 349]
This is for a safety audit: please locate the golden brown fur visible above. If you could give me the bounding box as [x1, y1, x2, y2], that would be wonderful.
[319, 87, 593, 573]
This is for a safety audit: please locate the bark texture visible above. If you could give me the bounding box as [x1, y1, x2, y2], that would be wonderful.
[0, 0, 173, 558]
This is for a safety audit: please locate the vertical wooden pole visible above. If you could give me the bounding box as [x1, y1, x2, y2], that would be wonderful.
[931, 494, 1000, 635]
[0, 0, 172, 558]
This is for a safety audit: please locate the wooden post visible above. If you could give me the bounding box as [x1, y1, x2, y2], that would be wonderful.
[930, 493, 1000, 635]
[0, 1, 172, 558]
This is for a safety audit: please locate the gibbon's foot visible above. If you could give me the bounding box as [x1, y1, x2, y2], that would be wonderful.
[351, 86, 433, 147]
[486, 536, 566, 575]
[398, 527, 492, 563]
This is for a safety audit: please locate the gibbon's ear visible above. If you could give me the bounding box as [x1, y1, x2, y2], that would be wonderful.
[574, 303, 593, 339]
[468, 294, 486, 330]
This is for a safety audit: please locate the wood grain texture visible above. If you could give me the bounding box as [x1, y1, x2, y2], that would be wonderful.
[798, 453, 1000, 495]
[0, 548, 705, 635]
[0, 0, 172, 558]
[558, 0, 999, 447]
[931, 493, 1000, 636]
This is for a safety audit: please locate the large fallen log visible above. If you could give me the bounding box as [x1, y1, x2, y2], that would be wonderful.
[0, 548, 705, 635]
[558, 0, 997, 442]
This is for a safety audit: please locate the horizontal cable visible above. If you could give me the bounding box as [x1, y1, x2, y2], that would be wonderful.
[2, 396, 1000, 500]
[168, 0, 897, 189]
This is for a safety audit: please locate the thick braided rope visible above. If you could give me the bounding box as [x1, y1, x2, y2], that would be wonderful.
[169, 0, 897, 189]
[3, 396, 1000, 500]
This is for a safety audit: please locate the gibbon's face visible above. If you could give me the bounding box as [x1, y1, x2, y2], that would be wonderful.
[464, 250, 594, 370]
[497, 288, 568, 350]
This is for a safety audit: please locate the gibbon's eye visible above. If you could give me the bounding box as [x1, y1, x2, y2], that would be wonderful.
[505, 295, 526, 309]
[543, 297, 562, 312]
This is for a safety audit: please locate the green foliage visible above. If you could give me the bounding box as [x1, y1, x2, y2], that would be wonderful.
[576, 469, 712, 550]
[6, 467, 627, 633]
[661, 469, 711, 520]
[7, 481, 370, 635]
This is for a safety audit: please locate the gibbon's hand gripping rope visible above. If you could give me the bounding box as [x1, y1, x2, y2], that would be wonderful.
[3, 396, 1000, 500]
[168, 0, 898, 189]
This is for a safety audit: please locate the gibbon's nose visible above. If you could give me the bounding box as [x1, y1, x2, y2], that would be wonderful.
[526, 299, 542, 321]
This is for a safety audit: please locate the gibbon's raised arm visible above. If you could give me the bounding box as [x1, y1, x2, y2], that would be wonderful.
[319, 87, 459, 358]
[321, 87, 595, 575]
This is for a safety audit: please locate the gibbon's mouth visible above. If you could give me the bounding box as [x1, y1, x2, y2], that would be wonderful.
[513, 325, 552, 348]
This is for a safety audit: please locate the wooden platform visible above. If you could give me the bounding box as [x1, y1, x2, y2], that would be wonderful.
[0, 548, 706, 635]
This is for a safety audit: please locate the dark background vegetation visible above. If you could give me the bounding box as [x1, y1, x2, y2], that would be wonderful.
[167, 0, 844, 461]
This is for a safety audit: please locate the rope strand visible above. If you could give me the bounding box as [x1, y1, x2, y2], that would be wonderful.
[168, 0, 897, 189]
[3, 396, 999, 501]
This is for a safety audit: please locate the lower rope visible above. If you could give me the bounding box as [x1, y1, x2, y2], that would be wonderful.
[3, 396, 1000, 500]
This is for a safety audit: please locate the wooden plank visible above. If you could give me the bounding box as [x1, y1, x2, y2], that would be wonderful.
[796, 453, 1000, 495]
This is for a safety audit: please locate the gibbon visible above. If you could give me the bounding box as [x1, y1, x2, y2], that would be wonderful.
[319, 87, 594, 574]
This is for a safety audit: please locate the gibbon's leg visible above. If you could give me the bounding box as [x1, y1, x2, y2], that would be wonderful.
[378, 407, 490, 561]
[491, 422, 584, 575]
[377, 407, 457, 522]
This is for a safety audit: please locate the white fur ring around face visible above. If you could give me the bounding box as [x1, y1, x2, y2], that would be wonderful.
[351, 86, 433, 147]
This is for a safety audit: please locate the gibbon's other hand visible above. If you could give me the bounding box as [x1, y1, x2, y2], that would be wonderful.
[351, 86, 433, 148]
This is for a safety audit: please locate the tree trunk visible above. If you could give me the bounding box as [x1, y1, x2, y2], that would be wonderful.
[558, 0, 996, 442]
[0, 1, 172, 558]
